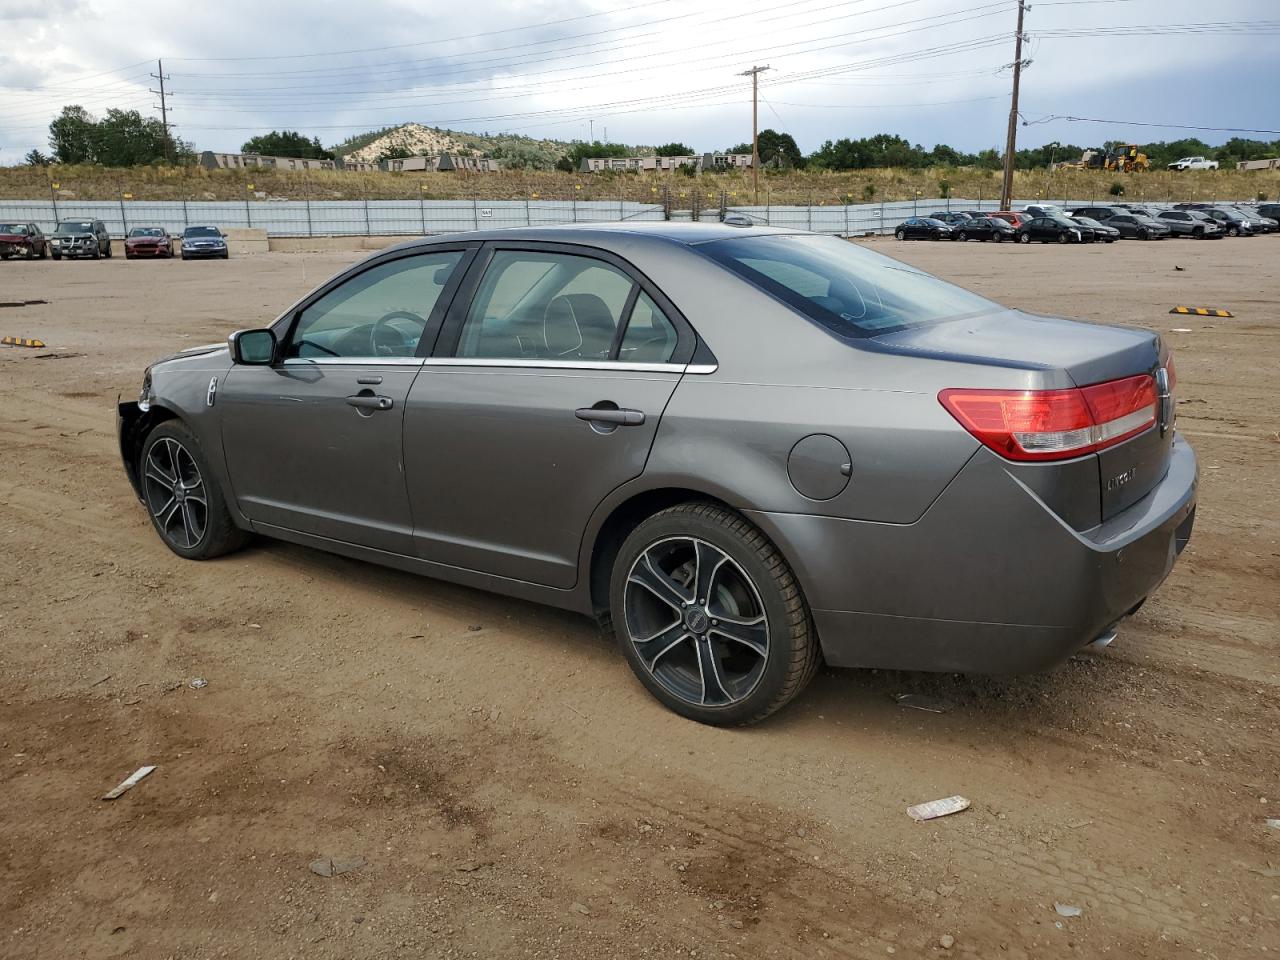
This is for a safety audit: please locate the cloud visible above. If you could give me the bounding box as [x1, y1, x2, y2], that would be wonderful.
[0, 0, 1271, 163]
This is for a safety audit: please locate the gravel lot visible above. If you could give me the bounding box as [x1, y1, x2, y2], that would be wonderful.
[1, 235, 1278, 959]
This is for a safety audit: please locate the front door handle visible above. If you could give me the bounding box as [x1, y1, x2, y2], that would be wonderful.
[575, 407, 645, 426]
[346, 394, 394, 411]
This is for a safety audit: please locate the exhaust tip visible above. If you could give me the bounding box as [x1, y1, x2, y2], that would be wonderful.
[1085, 627, 1118, 651]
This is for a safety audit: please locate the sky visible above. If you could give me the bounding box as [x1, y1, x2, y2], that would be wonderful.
[0, 0, 1277, 162]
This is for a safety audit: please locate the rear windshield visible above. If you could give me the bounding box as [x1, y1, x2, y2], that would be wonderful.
[701, 234, 998, 337]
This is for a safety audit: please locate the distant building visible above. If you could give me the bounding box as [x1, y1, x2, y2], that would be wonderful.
[579, 153, 753, 174]
[198, 151, 499, 173]
[199, 151, 338, 171]
[1237, 157, 1279, 171]
[380, 154, 500, 173]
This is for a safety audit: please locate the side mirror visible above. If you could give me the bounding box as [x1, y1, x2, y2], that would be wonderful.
[229, 328, 276, 365]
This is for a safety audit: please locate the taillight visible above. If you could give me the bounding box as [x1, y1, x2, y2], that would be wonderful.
[939, 374, 1157, 462]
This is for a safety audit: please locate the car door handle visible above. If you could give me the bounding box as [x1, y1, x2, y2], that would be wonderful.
[575, 407, 645, 426]
[346, 394, 394, 411]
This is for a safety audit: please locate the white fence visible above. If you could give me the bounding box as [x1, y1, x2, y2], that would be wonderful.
[0, 196, 1189, 239]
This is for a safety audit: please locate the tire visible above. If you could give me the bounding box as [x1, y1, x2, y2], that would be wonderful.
[992, 233, 1003, 243]
[1106, 238, 1116, 243]
[25, 245, 35, 260]
[91, 244, 101, 260]
[1192, 227, 1204, 239]
[1018, 232, 1031, 244]
[125, 252, 134, 260]
[181, 253, 190, 260]
[139, 420, 249, 561]
[52, 252, 61, 261]
[1228, 227, 1239, 237]
[1137, 229, 1149, 241]
[956, 231, 968, 242]
[895, 229, 906, 240]
[39, 244, 48, 259]
[1057, 232, 1069, 244]
[610, 502, 819, 726]
[221, 252, 229, 260]
[103, 242, 112, 259]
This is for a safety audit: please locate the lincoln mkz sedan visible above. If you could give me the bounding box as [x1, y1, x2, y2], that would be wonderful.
[118, 223, 1197, 725]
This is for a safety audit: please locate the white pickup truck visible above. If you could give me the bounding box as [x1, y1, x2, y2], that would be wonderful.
[1167, 156, 1219, 171]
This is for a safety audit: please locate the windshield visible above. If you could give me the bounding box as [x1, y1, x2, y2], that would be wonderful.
[1073, 217, 1100, 227]
[1049, 217, 1078, 227]
[701, 234, 999, 338]
[184, 226, 222, 238]
[57, 221, 94, 233]
[129, 227, 164, 237]
[0, 223, 28, 234]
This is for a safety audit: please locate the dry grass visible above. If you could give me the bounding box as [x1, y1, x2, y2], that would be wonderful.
[1, 162, 1276, 205]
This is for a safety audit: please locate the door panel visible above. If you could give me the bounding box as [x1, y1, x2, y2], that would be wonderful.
[403, 366, 681, 586]
[220, 362, 420, 553]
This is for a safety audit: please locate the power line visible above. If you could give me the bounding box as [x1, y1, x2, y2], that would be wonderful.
[1024, 115, 1280, 135]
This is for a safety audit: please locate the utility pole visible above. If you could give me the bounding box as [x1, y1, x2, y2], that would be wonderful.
[740, 65, 771, 204]
[150, 59, 173, 162]
[999, 1, 1027, 211]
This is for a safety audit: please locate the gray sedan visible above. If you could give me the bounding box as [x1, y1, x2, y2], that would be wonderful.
[117, 223, 1197, 725]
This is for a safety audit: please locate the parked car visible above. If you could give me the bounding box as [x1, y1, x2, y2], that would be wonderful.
[1103, 213, 1172, 241]
[1167, 156, 1218, 170]
[1115, 205, 1164, 219]
[125, 226, 174, 259]
[1156, 210, 1223, 239]
[1017, 216, 1088, 244]
[1223, 206, 1277, 234]
[894, 217, 954, 240]
[951, 216, 1017, 242]
[1193, 208, 1254, 237]
[927, 212, 972, 226]
[989, 211, 1029, 229]
[1256, 203, 1280, 224]
[0, 222, 48, 260]
[1070, 216, 1119, 242]
[116, 223, 1196, 725]
[181, 226, 229, 260]
[1021, 204, 1068, 220]
[1069, 205, 1128, 222]
[51, 219, 111, 260]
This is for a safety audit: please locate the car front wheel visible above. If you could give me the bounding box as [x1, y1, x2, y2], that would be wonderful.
[1018, 232, 1031, 243]
[140, 421, 248, 560]
[611, 503, 819, 726]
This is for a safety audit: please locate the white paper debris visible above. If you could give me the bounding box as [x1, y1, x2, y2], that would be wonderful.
[102, 765, 157, 800]
[907, 796, 970, 822]
[1054, 902, 1083, 918]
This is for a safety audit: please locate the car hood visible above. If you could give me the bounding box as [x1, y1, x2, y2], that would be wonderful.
[53, 232, 94, 239]
[127, 236, 166, 242]
[0, 232, 31, 242]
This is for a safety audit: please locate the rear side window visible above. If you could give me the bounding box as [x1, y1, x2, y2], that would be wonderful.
[701, 234, 998, 337]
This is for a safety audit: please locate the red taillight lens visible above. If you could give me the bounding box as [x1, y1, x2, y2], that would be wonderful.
[939, 374, 1157, 462]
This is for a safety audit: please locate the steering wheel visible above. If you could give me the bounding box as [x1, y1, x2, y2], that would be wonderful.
[370, 310, 426, 357]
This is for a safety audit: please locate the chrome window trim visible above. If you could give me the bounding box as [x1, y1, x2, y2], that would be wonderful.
[281, 357, 425, 366]
[418, 358, 718, 374]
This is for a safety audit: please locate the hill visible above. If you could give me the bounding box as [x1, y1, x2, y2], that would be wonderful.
[330, 123, 642, 171]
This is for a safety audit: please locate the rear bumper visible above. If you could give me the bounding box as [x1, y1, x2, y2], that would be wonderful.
[747, 434, 1197, 673]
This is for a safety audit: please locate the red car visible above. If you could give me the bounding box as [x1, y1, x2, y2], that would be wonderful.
[124, 226, 174, 259]
[989, 211, 1029, 229]
[0, 222, 49, 260]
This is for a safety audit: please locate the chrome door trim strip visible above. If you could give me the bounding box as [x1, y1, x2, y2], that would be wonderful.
[280, 357, 424, 366]
[274, 357, 719, 374]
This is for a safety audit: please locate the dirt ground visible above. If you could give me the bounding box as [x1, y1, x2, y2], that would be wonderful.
[1, 233, 1277, 960]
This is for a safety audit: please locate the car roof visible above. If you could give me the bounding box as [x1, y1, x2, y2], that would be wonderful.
[384, 221, 806, 254]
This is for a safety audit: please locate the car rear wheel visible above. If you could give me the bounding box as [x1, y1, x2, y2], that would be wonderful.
[895, 228, 906, 240]
[611, 502, 819, 726]
[140, 421, 248, 561]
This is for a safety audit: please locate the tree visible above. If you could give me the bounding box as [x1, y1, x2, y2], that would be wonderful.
[756, 129, 803, 169]
[655, 142, 695, 157]
[555, 140, 630, 171]
[47, 104, 190, 165]
[241, 130, 334, 160]
[48, 105, 96, 164]
[376, 145, 415, 161]
[24, 149, 50, 166]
